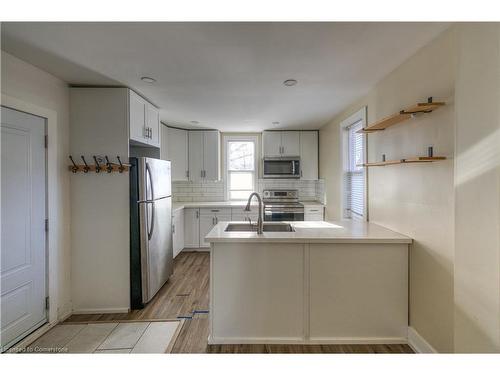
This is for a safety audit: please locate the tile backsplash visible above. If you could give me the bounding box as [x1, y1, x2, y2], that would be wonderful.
[173, 179, 325, 203]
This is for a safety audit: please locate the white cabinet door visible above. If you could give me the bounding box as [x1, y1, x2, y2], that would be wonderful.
[199, 214, 215, 248]
[188, 132, 204, 182]
[166, 127, 189, 181]
[203, 131, 220, 181]
[129, 90, 147, 144]
[300, 131, 318, 180]
[281, 131, 300, 156]
[172, 209, 185, 258]
[262, 131, 282, 157]
[146, 103, 160, 147]
[184, 208, 200, 248]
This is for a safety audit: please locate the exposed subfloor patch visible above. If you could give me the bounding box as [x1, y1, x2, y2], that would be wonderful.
[18, 320, 182, 354]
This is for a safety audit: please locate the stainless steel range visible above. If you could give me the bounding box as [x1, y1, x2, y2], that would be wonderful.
[263, 189, 304, 221]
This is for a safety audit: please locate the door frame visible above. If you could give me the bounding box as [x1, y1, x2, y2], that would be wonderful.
[1, 94, 64, 345]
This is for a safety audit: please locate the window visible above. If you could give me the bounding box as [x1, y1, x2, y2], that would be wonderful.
[341, 108, 367, 220]
[224, 136, 257, 200]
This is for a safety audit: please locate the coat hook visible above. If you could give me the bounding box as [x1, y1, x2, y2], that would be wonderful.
[81, 155, 90, 173]
[105, 156, 113, 173]
[69, 156, 79, 173]
[117, 156, 125, 173]
[93, 155, 102, 173]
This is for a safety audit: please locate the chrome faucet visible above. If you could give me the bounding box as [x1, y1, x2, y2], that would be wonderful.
[245, 192, 263, 234]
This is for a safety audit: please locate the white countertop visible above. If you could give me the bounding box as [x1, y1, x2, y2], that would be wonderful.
[205, 220, 412, 244]
[300, 200, 325, 207]
[172, 201, 257, 212]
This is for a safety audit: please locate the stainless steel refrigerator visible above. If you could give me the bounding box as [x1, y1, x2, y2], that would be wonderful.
[130, 157, 172, 309]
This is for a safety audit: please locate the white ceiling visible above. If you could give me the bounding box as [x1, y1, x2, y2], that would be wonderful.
[1, 22, 449, 131]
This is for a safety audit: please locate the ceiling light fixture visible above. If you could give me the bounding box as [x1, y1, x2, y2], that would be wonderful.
[190, 120, 199, 124]
[272, 121, 280, 125]
[141, 76, 156, 84]
[283, 79, 298, 87]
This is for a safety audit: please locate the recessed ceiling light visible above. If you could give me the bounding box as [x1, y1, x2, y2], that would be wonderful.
[272, 121, 280, 125]
[141, 76, 156, 84]
[283, 79, 298, 87]
[190, 120, 199, 124]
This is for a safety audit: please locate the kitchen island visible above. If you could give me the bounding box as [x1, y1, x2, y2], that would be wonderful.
[205, 220, 412, 345]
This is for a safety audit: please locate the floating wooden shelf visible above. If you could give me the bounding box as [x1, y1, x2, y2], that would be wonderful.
[358, 156, 446, 167]
[357, 100, 445, 134]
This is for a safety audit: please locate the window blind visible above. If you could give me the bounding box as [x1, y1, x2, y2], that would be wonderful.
[345, 120, 365, 219]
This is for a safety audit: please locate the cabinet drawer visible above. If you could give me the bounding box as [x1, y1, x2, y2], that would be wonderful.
[304, 206, 324, 221]
[200, 207, 231, 217]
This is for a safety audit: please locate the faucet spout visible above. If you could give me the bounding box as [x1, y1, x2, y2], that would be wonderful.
[245, 192, 264, 234]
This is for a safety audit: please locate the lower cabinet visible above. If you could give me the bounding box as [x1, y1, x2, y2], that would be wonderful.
[172, 209, 184, 258]
[230, 207, 259, 222]
[184, 208, 200, 248]
[199, 208, 231, 248]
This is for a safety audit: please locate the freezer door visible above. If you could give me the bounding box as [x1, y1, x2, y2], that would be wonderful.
[139, 196, 173, 303]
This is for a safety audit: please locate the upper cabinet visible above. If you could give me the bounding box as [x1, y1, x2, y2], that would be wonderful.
[262, 131, 300, 157]
[281, 131, 300, 156]
[162, 125, 189, 181]
[129, 90, 160, 147]
[299, 131, 318, 180]
[188, 130, 220, 182]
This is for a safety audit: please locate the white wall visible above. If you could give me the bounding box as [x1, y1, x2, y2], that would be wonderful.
[69, 88, 130, 313]
[454, 23, 500, 353]
[1, 51, 72, 319]
[319, 28, 457, 352]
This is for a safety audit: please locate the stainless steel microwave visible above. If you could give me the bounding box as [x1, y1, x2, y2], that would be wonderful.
[262, 157, 300, 179]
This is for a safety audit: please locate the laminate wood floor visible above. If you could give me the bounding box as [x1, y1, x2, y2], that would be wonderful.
[65, 251, 413, 354]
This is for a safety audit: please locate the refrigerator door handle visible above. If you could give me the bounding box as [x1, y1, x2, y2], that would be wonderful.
[146, 162, 155, 201]
[146, 162, 155, 240]
[147, 201, 155, 240]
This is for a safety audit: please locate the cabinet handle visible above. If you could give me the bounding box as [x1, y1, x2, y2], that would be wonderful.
[215, 217, 218, 224]
[196, 210, 199, 219]
[172, 224, 175, 234]
[212, 217, 215, 225]
[186, 170, 189, 178]
[149, 127, 152, 139]
[201, 170, 204, 178]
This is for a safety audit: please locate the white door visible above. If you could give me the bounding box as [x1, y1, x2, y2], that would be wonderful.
[281, 131, 300, 156]
[1, 106, 47, 349]
[203, 131, 219, 181]
[146, 103, 160, 148]
[183, 208, 200, 248]
[262, 131, 282, 157]
[299, 131, 318, 180]
[188, 132, 203, 182]
[166, 127, 189, 181]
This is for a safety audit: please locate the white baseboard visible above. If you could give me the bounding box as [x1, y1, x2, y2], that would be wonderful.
[71, 307, 130, 315]
[208, 336, 408, 345]
[407, 327, 437, 353]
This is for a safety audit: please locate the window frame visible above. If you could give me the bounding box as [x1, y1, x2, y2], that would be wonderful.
[340, 107, 368, 221]
[223, 135, 259, 201]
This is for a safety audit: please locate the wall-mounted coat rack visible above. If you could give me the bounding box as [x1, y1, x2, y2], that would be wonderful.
[68, 155, 130, 173]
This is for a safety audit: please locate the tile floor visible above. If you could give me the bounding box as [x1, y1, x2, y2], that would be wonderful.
[23, 321, 181, 353]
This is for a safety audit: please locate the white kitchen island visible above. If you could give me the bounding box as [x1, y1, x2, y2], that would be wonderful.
[205, 220, 412, 345]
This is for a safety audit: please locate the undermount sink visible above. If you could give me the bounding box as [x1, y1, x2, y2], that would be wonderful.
[225, 222, 295, 232]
